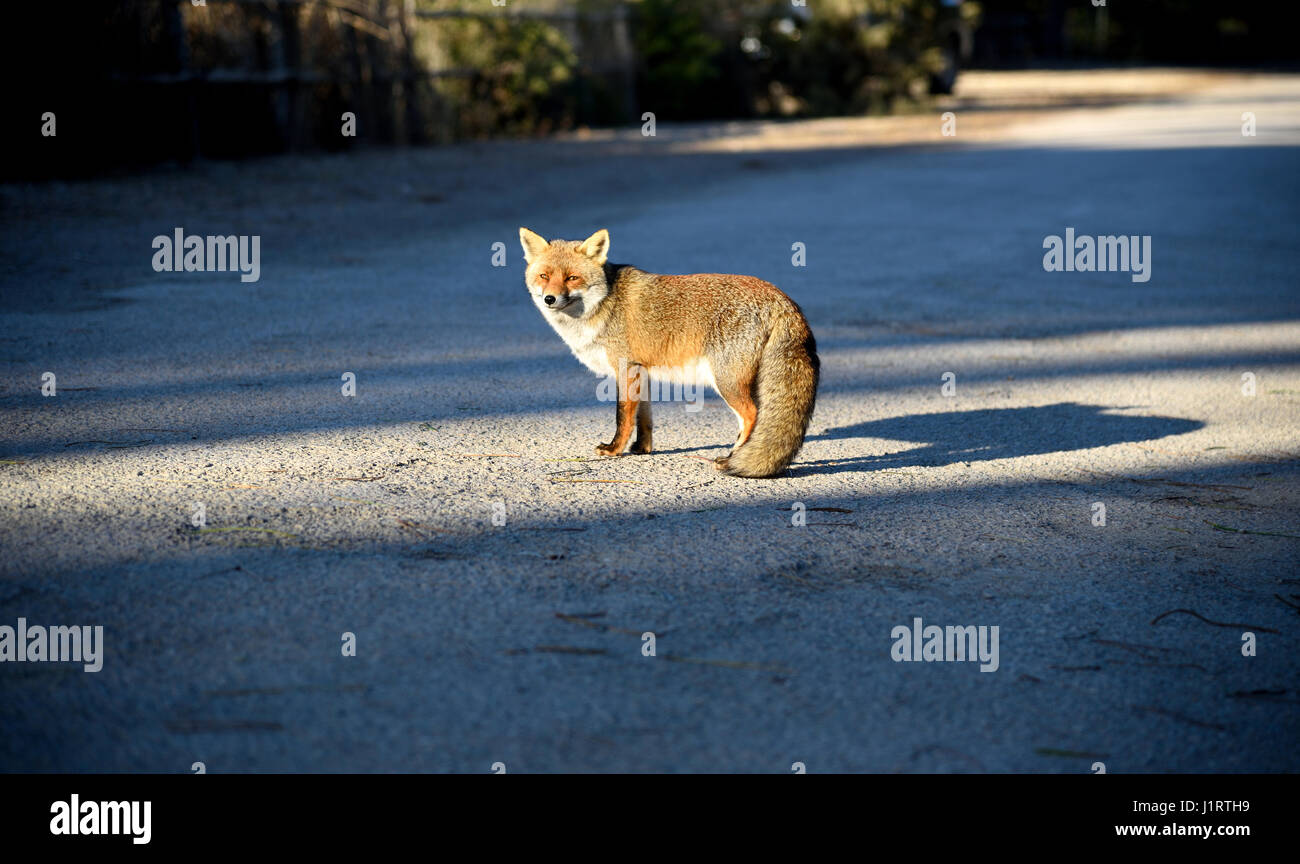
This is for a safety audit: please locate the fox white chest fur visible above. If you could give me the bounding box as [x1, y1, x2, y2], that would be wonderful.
[535, 297, 615, 378]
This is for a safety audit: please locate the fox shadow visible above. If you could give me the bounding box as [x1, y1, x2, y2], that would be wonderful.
[795, 402, 1203, 476]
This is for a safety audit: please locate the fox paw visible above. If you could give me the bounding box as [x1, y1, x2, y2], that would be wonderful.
[713, 457, 730, 472]
[595, 442, 623, 457]
[629, 440, 653, 455]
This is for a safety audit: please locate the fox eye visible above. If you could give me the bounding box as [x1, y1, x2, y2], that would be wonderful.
[565, 275, 579, 283]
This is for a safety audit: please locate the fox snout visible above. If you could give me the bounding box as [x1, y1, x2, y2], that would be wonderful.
[541, 288, 571, 309]
[538, 285, 577, 312]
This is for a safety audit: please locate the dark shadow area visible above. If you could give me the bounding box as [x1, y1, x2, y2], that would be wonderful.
[797, 402, 1203, 476]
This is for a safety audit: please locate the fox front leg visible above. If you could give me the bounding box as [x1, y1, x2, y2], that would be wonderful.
[596, 397, 638, 456]
[596, 362, 645, 456]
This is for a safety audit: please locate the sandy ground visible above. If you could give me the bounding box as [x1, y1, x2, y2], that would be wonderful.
[1, 69, 1298, 772]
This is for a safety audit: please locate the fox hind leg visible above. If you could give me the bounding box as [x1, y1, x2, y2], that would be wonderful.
[709, 369, 757, 470]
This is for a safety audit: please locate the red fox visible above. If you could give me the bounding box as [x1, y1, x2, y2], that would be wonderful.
[519, 227, 819, 478]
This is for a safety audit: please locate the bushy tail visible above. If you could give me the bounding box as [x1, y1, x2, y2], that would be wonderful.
[721, 316, 819, 478]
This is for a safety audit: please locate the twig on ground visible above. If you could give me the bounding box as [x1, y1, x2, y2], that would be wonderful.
[1132, 478, 1253, 491]
[532, 645, 607, 656]
[1204, 520, 1300, 539]
[1133, 704, 1226, 731]
[662, 654, 793, 675]
[1273, 594, 1300, 612]
[1150, 608, 1278, 634]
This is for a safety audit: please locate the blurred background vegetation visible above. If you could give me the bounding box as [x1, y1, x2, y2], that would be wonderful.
[6, 0, 1296, 178]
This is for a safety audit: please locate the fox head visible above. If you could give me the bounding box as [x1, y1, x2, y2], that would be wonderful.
[519, 227, 610, 319]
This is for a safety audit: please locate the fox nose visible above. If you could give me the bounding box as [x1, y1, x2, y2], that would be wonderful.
[544, 295, 557, 306]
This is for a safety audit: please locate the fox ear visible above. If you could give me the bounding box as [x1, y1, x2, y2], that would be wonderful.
[577, 228, 610, 265]
[519, 227, 549, 263]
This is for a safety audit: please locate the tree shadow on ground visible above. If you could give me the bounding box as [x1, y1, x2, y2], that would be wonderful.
[796, 402, 1203, 476]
